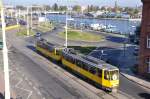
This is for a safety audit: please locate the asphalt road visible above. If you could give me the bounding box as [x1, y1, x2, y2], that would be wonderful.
[33, 27, 124, 47]
[120, 74, 150, 99]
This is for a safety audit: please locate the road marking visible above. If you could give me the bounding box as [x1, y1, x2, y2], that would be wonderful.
[15, 79, 23, 88]
[27, 91, 32, 99]
[28, 82, 32, 86]
[15, 79, 33, 99]
[37, 91, 42, 96]
[25, 77, 28, 81]
[33, 86, 37, 90]
[22, 74, 25, 77]
[16, 68, 19, 70]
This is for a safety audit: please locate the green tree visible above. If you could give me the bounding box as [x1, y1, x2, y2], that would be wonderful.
[72, 5, 81, 12]
[134, 9, 139, 15]
[16, 5, 26, 10]
[87, 5, 90, 12]
[101, 6, 106, 11]
[59, 6, 67, 11]
[43, 5, 51, 11]
[135, 25, 141, 37]
[130, 25, 141, 44]
[52, 3, 59, 11]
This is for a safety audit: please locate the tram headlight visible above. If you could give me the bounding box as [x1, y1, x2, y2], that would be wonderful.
[112, 74, 117, 80]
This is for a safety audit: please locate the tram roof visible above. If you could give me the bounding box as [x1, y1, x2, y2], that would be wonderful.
[63, 50, 118, 70]
[38, 38, 62, 48]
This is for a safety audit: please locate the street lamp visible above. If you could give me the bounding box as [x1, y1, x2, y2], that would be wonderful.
[65, 12, 74, 48]
[100, 50, 107, 60]
[27, 6, 30, 36]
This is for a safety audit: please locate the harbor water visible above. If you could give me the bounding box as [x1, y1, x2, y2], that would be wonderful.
[47, 14, 141, 34]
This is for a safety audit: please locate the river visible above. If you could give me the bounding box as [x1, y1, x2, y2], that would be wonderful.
[47, 14, 141, 34]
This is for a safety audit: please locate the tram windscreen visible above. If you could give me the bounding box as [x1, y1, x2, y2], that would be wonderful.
[104, 70, 119, 80]
[109, 70, 119, 80]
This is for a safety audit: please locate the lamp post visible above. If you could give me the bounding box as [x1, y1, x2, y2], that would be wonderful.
[1, 1, 11, 99]
[65, 13, 74, 48]
[27, 6, 30, 36]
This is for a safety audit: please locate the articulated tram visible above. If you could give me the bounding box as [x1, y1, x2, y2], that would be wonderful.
[36, 39, 63, 61]
[35, 39, 119, 92]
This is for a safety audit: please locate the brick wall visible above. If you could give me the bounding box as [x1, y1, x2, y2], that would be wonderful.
[139, 0, 150, 76]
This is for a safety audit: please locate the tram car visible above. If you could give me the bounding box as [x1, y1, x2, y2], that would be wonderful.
[35, 39, 119, 92]
[62, 49, 119, 91]
[36, 39, 63, 61]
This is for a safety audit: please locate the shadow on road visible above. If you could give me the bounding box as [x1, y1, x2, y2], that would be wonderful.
[0, 92, 14, 99]
[0, 93, 4, 99]
[139, 93, 150, 99]
[106, 36, 128, 43]
[27, 45, 36, 52]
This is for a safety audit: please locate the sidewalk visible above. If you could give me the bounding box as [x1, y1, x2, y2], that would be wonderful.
[121, 68, 150, 90]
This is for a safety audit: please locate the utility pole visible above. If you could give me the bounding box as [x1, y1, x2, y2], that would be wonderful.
[0, 0, 11, 98]
[15, 10, 19, 25]
[65, 11, 68, 48]
[30, 6, 32, 29]
[27, 6, 29, 36]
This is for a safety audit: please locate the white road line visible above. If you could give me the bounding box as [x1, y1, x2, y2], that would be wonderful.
[27, 91, 33, 99]
[15, 79, 23, 88]
[25, 77, 28, 81]
[28, 82, 32, 86]
[15, 79, 33, 99]
[22, 74, 25, 77]
[33, 86, 37, 90]
[37, 91, 42, 96]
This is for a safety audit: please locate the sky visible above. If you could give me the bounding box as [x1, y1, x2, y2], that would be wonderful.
[4, 0, 142, 7]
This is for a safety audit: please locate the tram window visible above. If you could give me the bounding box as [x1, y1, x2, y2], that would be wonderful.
[104, 71, 110, 80]
[70, 57, 75, 64]
[82, 62, 89, 71]
[63, 54, 68, 60]
[66, 55, 70, 61]
[56, 50, 61, 55]
[98, 69, 102, 77]
[76, 60, 82, 68]
[89, 66, 97, 74]
[42, 44, 48, 49]
[110, 70, 119, 80]
[48, 46, 54, 52]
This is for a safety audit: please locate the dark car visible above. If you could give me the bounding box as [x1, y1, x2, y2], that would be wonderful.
[133, 46, 139, 56]
[19, 20, 27, 25]
[35, 32, 42, 38]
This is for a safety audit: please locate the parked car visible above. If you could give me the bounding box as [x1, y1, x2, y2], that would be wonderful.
[133, 46, 139, 56]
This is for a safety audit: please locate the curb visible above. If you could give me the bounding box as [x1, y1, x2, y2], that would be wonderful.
[120, 72, 150, 90]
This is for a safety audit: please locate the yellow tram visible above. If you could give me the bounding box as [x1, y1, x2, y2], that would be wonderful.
[36, 39, 62, 61]
[35, 39, 119, 91]
[62, 49, 119, 91]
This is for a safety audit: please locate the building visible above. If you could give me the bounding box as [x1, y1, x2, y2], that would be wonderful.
[139, 0, 150, 78]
